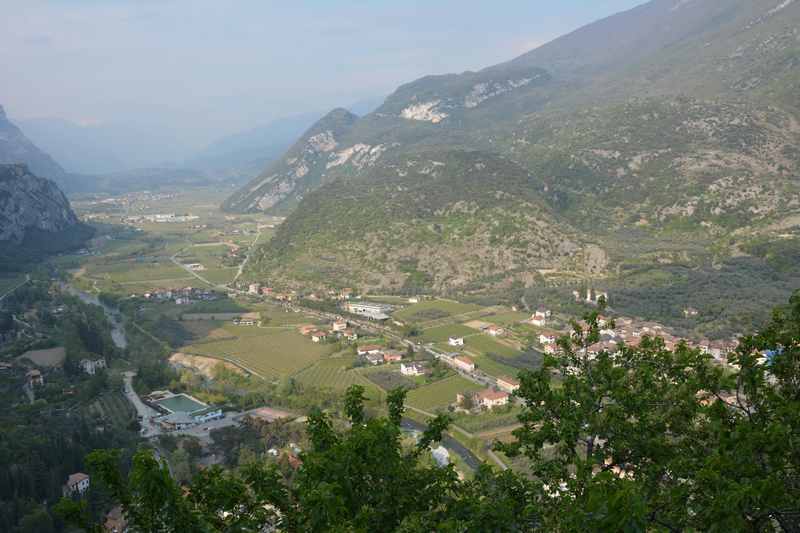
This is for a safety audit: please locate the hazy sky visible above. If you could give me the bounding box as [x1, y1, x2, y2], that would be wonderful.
[1, 0, 645, 152]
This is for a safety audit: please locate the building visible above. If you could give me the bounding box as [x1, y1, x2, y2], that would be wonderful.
[357, 344, 384, 356]
[26, 369, 43, 387]
[233, 318, 257, 326]
[311, 331, 328, 343]
[448, 337, 465, 347]
[684, 307, 700, 318]
[530, 315, 547, 327]
[365, 353, 384, 366]
[331, 320, 348, 332]
[453, 356, 475, 373]
[383, 351, 403, 363]
[475, 389, 510, 409]
[248, 283, 261, 295]
[486, 325, 504, 337]
[535, 306, 552, 318]
[401, 362, 426, 376]
[344, 302, 392, 321]
[339, 328, 358, 341]
[539, 331, 559, 345]
[496, 376, 520, 394]
[543, 342, 559, 355]
[64, 473, 90, 496]
[431, 445, 450, 467]
[79, 357, 107, 375]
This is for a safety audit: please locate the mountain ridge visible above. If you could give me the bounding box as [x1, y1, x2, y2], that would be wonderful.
[229, 0, 800, 295]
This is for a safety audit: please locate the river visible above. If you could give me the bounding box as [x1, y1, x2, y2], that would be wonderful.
[63, 284, 128, 349]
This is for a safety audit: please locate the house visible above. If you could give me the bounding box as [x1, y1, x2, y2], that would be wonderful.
[357, 345, 383, 356]
[448, 337, 465, 347]
[340, 328, 358, 341]
[535, 306, 552, 318]
[683, 307, 699, 318]
[486, 325, 504, 337]
[496, 376, 520, 394]
[543, 342, 559, 355]
[248, 283, 260, 295]
[331, 320, 348, 332]
[539, 331, 559, 345]
[475, 389, 510, 409]
[408, 296, 420, 304]
[260, 286, 273, 296]
[383, 351, 403, 363]
[401, 362, 426, 376]
[365, 353, 384, 366]
[233, 318, 257, 326]
[79, 357, 107, 375]
[299, 325, 317, 336]
[453, 356, 475, 373]
[65, 473, 90, 496]
[311, 331, 328, 343]
[26, 369, 43, 387]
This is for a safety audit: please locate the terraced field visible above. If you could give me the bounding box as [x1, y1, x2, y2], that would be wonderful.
[294, 356, 369, 390]
[181, 326, 335, 379]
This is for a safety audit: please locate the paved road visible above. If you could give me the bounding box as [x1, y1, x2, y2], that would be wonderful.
[401, 418, 481, 471]
[122, 371, 161, 437]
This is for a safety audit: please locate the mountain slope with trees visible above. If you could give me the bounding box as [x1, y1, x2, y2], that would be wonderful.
[229, 0, 800, 297]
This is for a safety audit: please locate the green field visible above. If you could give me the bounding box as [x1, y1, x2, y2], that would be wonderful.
[406, 375, 483, 411]
[420, 324, 476, 343]
[182, 327, 334, 379]
[89, 262, 190, 283]
[88, 392, 137, 428]
[394, 300, 482, 322]
[294, 357, 368, 390]
[464, 335, 521, 358]
[468, 354, 521, 380]
[484, 312, 529, 325]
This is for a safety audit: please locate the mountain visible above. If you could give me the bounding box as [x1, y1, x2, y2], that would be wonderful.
[0, 164, 93, 267]
[187, 112, 321, 182]
[0, 105, 70, 187]
[222, 108, 359, 213]
[231, 0, 800, 299]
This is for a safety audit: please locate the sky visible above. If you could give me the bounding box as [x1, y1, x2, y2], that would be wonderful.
[1, 0, 645, 156]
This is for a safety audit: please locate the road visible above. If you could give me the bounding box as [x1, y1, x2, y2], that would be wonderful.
[122, 371, 161, 437]
[233, 228, 262, 284]
[0, 274, 30, 302]
[401, 418, 481, 471]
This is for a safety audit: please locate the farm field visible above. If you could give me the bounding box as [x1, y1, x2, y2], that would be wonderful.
[181, 327, 335, 380]
[394, 300, 482, 323]
[18, 347, 66, 367]
[294, 356, 369, 391]
[420, 324, 476, 343]
[463, 335, 521, 358]
[468, 354, 521, 381]
[87, 392, 137, 428]
[483, 312, 529, 325]
[451, 407, 523, 433]
[406, 375, 482, 412]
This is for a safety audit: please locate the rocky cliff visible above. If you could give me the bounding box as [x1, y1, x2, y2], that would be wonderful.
[0, 164, 90, 257]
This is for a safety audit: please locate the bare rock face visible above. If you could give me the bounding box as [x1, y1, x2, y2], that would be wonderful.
[0, 163, 80, 244]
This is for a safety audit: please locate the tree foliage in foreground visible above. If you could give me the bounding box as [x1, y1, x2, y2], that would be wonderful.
[60, 294, 800, 531]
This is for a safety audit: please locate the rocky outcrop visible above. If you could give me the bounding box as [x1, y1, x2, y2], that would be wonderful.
[0, 163, 81, 244]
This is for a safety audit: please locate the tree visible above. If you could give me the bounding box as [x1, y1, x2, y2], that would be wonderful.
[497, 297, 800, 531]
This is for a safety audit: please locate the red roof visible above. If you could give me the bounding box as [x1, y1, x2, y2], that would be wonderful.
[476, 389, 508, 401]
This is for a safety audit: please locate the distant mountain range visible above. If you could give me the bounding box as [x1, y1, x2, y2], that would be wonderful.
[225, 0, 800, 305]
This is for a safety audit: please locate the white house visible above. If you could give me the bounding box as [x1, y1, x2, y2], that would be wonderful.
[65, 473, 90, 496]
[453, 356, 475, 373]
[475, 389, 510, 409]
[331, 320, 348, 332]
[486, 325, 504, 337]
[401, 362, 426, 376]
[530, 316, 547, 327]
[539, 332, 558, 345]
[79, 358, 107, 376]
[448, 337, 465, 347]
[248, 283, 261, 295]
[496, 376, 520, 394]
